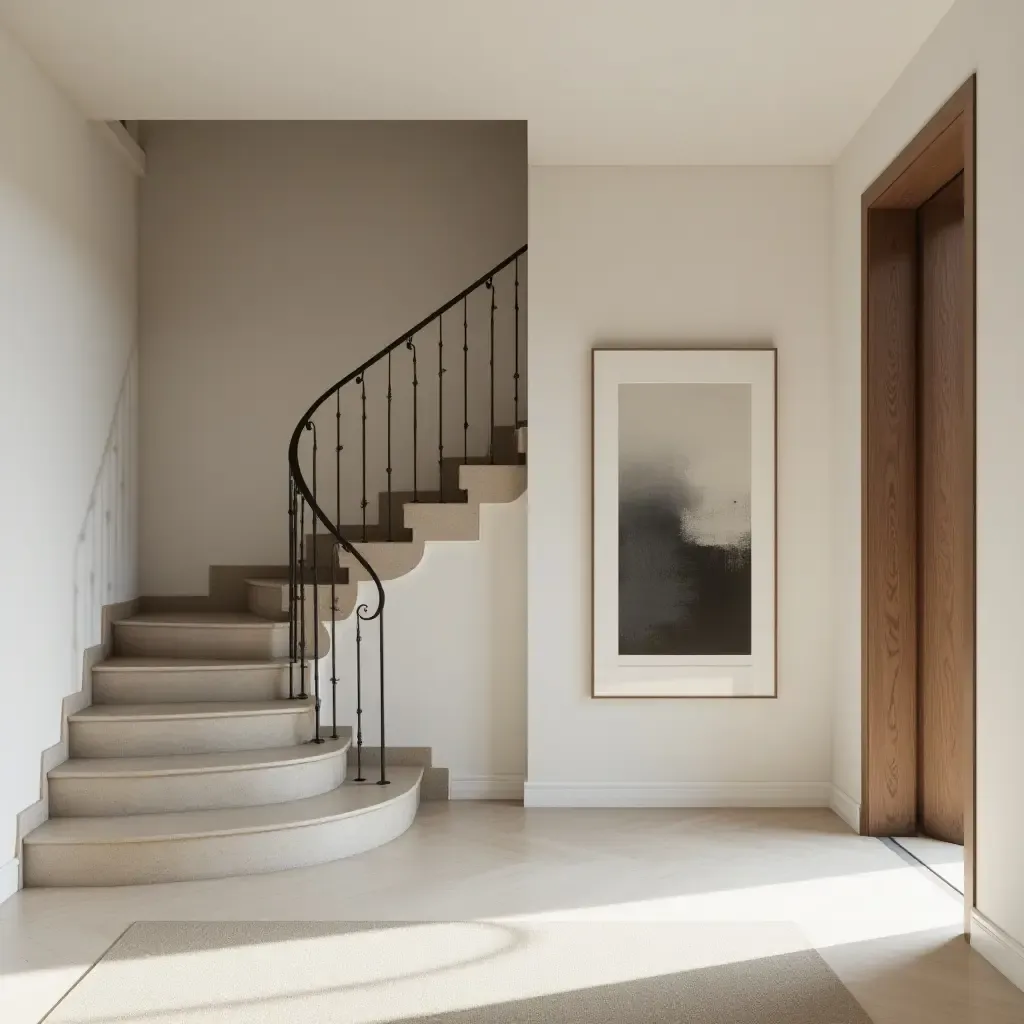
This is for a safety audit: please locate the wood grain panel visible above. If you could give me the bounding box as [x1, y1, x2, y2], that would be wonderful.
[960, 80, 976, 931]
[872, 117, 965, 210]
[918, 174, 969, 844]
[862, 209, 918, 836]
[860, 73, 975, 929]
[865, 78, 974, 209]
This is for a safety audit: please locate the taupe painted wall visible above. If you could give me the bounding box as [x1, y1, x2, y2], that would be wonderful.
[139, 121, 526, 595]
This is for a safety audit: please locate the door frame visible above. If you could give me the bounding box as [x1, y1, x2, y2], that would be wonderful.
[860, 75, 976, 930]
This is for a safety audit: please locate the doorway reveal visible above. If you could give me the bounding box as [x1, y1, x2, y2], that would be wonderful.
[860, 76, 976, 926]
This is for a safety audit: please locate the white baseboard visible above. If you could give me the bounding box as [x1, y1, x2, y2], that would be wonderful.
[450, 775, 524, 801]
[829, 785, 861, 833]
[971, 910, 1024, 993]
[523, 782, 830, 809]
[0, 858, 20, 905]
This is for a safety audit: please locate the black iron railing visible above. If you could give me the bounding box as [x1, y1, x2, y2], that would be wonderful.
[287, 245, 526, 785]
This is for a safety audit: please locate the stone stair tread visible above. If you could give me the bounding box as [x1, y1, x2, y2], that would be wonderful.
[48, 733, 351, 778]
[244, 578, 351, 590]
[305, 539, 423, 552]
[327, 525, 414, 542]
[94, 656, 302, 671]
[70, 700, 310, 721]
[344, 540, 420, 551]
[24, 767, 423, 845]
[116, 612, 282, 628]
[404, 500, 475, 510]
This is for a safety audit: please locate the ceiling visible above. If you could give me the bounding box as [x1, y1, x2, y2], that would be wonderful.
[0, 0, 955, 164]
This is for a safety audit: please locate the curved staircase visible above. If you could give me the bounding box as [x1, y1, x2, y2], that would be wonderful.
[22, 603, 421, 887]
[21, 244, 527, 887]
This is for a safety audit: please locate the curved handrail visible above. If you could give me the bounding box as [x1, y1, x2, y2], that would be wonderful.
[287, 243, 528, 619]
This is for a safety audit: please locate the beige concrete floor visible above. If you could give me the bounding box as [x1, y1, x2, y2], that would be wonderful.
[892, 835, 966, 893]
[2, 804, 1022, 1023]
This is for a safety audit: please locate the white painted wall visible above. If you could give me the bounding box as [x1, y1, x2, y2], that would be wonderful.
[326, 497, 526, 798]
[526, 167, 833, 807]
[139, 121, 526, 596]
[0, 27, 138, 898]
[831, 0, 1024, 977]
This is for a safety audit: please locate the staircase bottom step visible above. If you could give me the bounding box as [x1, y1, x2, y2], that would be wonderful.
[49, 734, 351, 816]
[23, 768, 421, 886]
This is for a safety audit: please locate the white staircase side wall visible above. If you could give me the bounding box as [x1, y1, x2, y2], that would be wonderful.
[1, 23, 140, 901]
[319, 494, 527, 798]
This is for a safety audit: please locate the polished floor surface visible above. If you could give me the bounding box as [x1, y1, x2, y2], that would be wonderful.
[892, 835, 966, 894]
[2, 804, 1022, 1023]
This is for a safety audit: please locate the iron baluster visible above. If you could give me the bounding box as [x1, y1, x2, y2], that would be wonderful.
[287, 474, 296, 700]
[487, 276, 496, 463]
[307, 422, 323, 742]
[329, 544, 339, 740]
[358, 374, 367, 543]
[407, 337, 418, 503]
[463, 295, 469, 474]
[386, 351, 393, 540]
[335, 391, 342, 530]
[514, 257, 520, 429]
[354, 604, 366, 781]
[378, 608, 389, 786]
[437, 316, 445, 500]
[331, 395, 342, 740]
[298, 493, 307, 699]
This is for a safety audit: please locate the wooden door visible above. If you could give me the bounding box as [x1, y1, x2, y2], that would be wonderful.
[917, 173, 970, 844]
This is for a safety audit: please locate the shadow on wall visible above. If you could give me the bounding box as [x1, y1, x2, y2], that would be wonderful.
[15, 349, 139, 860]
[73, 346, 139, 675]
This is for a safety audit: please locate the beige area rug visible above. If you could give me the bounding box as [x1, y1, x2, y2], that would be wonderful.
[46, 921, 873, 1023]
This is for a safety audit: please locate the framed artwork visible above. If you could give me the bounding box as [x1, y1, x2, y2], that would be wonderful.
[592, 348, 777, 698]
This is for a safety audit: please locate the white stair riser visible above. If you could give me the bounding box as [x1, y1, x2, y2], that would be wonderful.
[246, 583, 289, 621]
[94, 665, 299, 704]
[458, 465, 527, 505]
[404, 504, 480, 542]
[337, 544, 424, 581]
[69, 710, 314, 758]
[50, 753, 347, 817]
[114, 623, 289, 660]
[246, 582, 358, 624]
[24, 780, 419, 886]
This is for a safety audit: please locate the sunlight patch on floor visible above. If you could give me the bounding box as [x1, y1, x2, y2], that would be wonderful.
[41, 920, 828, 1024]
[499, 864, 962, 949]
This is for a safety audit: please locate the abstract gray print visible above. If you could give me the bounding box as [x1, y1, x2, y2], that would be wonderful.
[618, 382, 752, 656]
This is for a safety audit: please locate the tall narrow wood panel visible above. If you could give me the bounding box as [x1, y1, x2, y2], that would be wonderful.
[862, 209, 918, 836]
[917, 174, 970, 845]
[861, 74, 975, 933]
